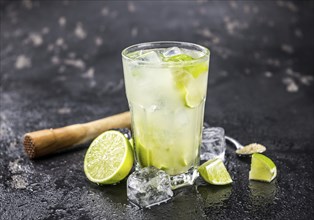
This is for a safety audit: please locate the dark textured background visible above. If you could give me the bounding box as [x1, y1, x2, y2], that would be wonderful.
[1, 0, 314, 219]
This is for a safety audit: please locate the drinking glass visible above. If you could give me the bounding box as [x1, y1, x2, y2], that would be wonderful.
[122, 41, 210, 188]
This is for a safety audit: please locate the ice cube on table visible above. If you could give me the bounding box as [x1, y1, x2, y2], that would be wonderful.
[127, 167, 173, 208]
[201, 127, 226, 161]
[136, 51, 161, 62]
[162, 47, 183, 58]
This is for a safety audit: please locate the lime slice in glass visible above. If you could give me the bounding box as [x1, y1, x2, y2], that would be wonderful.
[163, 54, 194, 62]
[84, 130, 134, 184]
[198, 158, 233, 185]
[166, 54, 208, 108]
[249, 153, 277, 182]
[184, 82, 204, 108]
[184, 62, 208, 78]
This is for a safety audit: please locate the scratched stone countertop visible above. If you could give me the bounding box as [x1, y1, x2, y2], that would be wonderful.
[0, 1, 314, 219]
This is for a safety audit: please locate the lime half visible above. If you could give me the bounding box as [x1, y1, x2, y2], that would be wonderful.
[249, 153, 277, 182]
[198, 158, 233, 185]
[84, 130, 134, 184]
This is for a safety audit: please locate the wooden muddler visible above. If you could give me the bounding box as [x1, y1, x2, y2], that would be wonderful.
[23, 111, 131, 159]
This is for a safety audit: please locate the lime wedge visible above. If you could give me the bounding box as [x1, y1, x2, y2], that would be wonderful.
[163, 54, 194, 62]
[84, 130, 134, 184]
[165, 54, 208, 78]
[198, 158, 233, 185]
[165, 54, 208, 108]
[184, 83, 204, 108]
[184, 62, 208, 78]
[249, 153, 277, 182]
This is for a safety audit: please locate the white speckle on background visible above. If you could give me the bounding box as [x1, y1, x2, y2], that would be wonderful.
[59, 16, 66, 27]
[286, 68, 314, 86]
[51, 56, 60, 65]
[12, 29, 23, 38]
[281, 44, 294, 54]
[22, 0, 33, 9]
[196, 0, 206, 3]
[267, 20, 275, 27]
[191, 20, 200, 27]
[58, 66, 66, 73]
[29, 33, 43, 46]
[223, 16, 248, 35]
[254, 52, 261, 60]
[95, 37, 103, 46]
[229, 1, 237, 9]
[199, 7, 207, 15]
[264, 71, 273, 78]
[58, 107, 71, 114]
[300, 76, 314, 86]
[277, 0, 285, 7]
[282, 77, 298, 92]
[68, 52, 76, 58]
[214, 46, 232, 59]
[131, 27, 138, 37]
[15, 55, 31, 69]
[0, 112, 14, 139]
[90, 80, 96, 87]
[110, 11, 118, 18]
[286, 68, 297, 76]
[9, 159, 23, 173]
[262, 36, 269, 44]
[11, 175, 28, 189]
[101, 7, 110, 16]
[8, 158, 32, 189]
[42, 27, 50, 34]
[64, 59, 85, 70]
[128, 2, 136, 13]
[82, 68, 95, 79]
[47, 44, 54, 52]
[198, 28, 220, 44]
[103, 79, 124, 93]
[56, 38, 64, 46]
[243, 5, 251, 14]
[74, 23, 87, 39]
[220, 71, 228, 77]
[244, 68, 251, 75]
[277, 1, 298, 12]
[266, 58, 281, 67]
[294, 29, 303, 38]
[56, 75, 67, 81]
[199, 28, 212, 38]
[252, 6, 259, 13]
[9, 140, 18, 150]
[286, 2, 298, 12]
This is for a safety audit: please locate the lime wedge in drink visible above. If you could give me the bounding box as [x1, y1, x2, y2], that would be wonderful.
[184, 82, 204, 108]
[198, 158, 233, 185]
[166, 54, 208, 108]
[249, 153, 277, 182]
[163, 54, 194, 62]
[84, 130, 134, 184]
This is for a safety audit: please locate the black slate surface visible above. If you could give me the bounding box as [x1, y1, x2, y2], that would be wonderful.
[1, 1, 314, 219]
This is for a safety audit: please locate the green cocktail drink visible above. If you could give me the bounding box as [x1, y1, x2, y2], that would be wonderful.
[122, 42, 209, 188]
